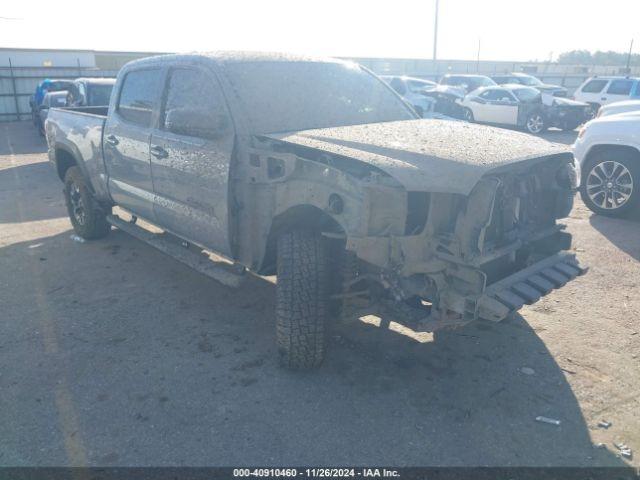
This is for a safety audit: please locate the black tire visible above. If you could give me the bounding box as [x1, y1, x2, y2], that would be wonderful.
[463, 107, 474, 122]
[524, 112, 546, 134]
[63, 166, 111, 239]
[580, 149, 639, 217]
[276, 230, 330, 369]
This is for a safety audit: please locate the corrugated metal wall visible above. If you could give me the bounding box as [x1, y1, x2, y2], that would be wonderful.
[0, 66, 118, 122]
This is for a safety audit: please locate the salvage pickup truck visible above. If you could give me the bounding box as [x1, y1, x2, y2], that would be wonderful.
[45, 53, 585, 369]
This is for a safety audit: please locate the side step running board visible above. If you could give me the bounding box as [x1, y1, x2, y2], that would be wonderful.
[106, 214, 245, 288]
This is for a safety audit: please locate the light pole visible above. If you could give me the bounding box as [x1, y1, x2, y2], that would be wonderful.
[432, 0, 439, 79]
[626, 39, 634, 72]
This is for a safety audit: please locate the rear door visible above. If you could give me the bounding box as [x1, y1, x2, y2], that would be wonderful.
[103, 67, 164, 221]
[603, 79, 635, 104]
[149, 65, 235, 255]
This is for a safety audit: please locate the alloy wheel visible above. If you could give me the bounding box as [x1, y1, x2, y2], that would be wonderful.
[526, 114, 544, 133]
[69, 183, 87, 226]
[586, 160, 634, 210]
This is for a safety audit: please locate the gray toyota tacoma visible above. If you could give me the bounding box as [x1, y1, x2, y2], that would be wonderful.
[45, 53, 585, 369]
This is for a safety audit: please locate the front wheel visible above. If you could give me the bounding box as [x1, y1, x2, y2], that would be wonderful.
[463, 107, 474, 122]
[63, 166, 111, 239]
[276, 230, 330, 369]
[524, 112, 546, 134]
[580, 150, 639, 217]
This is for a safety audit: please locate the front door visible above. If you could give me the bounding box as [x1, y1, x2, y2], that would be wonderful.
[103, 67, 164, 221]
[480, 89, 519, 125]
[149, 66, 235, 256]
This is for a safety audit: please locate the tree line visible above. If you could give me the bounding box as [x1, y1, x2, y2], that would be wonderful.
[558, 49, 638, 66]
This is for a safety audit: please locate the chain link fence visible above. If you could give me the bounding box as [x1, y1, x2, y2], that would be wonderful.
[0, 64, 118, 122]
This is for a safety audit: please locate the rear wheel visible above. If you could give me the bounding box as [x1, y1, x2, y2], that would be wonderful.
[276, 230, 330, 369]
[63, 166, 111, 239]
[580, 150, 639, 217]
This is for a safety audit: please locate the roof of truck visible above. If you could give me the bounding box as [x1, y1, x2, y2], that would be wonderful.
[125, 51, 345, 69]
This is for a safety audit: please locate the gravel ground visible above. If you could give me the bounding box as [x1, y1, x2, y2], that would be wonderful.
[0, 121, 638, 467]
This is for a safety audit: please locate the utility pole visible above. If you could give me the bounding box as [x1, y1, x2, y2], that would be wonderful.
[476, 38, 481, 73]
[432, 0, 439, 79]
[626, 39, 634, 72]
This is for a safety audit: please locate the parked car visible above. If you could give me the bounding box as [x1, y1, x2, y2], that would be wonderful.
[597, 99, 640, 118]
[573, 76, 640, 117]
[67, 78, 116, 107]
[421, 84, 467, 119]
[439, 74, 496, 94]
[37, 91, 69, 135]
[459, 85, 590, 134]
[30, 79, 74, 129]
[491, 72, 567, 97]
[381, 75, 437, 117]
[45, 52, 584, 369]
[574, 111, 640, 217]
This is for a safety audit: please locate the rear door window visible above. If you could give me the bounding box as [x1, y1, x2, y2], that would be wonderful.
[607, 79, 634, 95]
[161, 67, 230, 138]
[581, 79, 608, 93]
[117, 69, 163, 126]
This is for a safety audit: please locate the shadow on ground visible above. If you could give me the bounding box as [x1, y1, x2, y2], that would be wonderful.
[1, 121, 47, 156]
[589, 211, 640, 261]
[0, 227, 629, 467]
[0, 161, 66, 224]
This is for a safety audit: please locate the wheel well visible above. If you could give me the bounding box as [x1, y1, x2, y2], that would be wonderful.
[54, 148, 78, 181]
[259, 204, 345, 276]
[585, 144, 640, 169]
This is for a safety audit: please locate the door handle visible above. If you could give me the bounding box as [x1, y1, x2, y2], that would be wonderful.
[105, 134, 119, 146]
[150, 145, 168, 159]
[601, 97, 607, 101]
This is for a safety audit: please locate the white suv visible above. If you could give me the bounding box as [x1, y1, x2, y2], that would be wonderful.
[597, 99, 640, 118]
[573, 111, 640, 216]
[573, 76, 640, 117]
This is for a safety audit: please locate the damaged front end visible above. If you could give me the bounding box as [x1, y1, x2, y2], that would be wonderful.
[343, 155, 585, 331]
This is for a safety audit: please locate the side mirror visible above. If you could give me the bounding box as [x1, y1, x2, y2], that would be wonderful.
[165, 108, 226, 140]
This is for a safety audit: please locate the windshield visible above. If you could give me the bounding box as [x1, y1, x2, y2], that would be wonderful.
[478, 76, 497, 87]
[223, 61, 415, 133]
[518, 75, 543, 86]
[512, 87, 541, 103]
[87, 84, 114, 106]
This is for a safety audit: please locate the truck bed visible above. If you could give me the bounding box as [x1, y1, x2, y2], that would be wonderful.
[45, 106, 110, 202]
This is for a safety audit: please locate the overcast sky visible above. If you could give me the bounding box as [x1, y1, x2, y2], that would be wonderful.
[1, 0, 638, 61]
